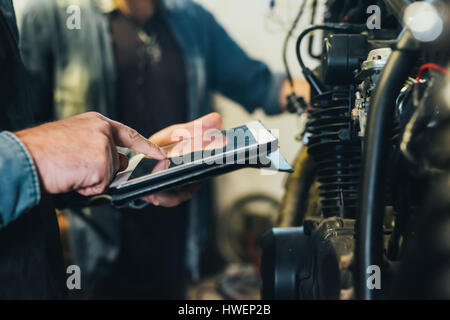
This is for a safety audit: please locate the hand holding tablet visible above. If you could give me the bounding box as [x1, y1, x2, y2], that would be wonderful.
[107, 118, 292, 207]
[140, 113, 224, 207]
[53, 114, 292, 209]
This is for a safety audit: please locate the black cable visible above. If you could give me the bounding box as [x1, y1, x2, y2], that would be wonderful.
[283, 0, 307, 91]
[307, 0, 321, 60]
[355, 28, 420, 300]
[295, 23, 364, 95]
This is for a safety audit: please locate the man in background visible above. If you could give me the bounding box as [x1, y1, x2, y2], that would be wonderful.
[19, 0, 309, 299]
[0, 0, 214, 298]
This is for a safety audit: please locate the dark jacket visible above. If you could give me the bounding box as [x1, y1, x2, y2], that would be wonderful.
[0, 1, 66, 299]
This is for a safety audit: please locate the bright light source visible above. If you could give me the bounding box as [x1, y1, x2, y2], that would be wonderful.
[403, 1, 443, 42]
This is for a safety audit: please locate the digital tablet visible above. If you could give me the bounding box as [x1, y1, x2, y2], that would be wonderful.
[104, 120, 291, 206]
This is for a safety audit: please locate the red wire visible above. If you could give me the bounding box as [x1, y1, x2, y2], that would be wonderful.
[416, 63, 449, 83]
[245, 232, 260, 275]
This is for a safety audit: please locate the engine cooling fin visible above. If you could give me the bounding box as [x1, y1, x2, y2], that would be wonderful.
[307, 89, 361, 218]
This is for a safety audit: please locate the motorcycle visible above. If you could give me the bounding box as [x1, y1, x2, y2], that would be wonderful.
[261, 0, 450, 300]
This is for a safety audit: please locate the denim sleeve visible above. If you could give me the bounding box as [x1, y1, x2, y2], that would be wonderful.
[200, 6, 286, 115]
[0, 131, 41, 227]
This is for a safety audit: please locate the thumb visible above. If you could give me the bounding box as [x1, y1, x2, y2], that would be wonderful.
[149, 112, 223, 146]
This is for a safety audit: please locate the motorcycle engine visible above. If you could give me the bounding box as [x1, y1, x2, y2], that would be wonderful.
[262, 33, 396, 300]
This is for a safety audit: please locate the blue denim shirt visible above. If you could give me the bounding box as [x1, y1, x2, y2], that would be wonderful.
[0, 132, 41, 228]
[19, 0, 285, 121]
[0, 1, 41, 228]
[18, 0, 285, 282]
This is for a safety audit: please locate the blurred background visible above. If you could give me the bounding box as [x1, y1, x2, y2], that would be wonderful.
[13, 0, 323, 214]
[12, 0, 324, 299]
[187, 0, 324, 299]
[195, 0, 322, 234]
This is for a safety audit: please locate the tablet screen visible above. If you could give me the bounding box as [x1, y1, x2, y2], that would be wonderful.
[110, 121, 276, 189]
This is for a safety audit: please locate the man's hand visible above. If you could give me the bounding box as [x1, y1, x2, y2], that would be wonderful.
[149, 112, 223, 147]
[279, 78, 311, 111]
[143, 112, 223, 207]
[15, 112, 166, 196]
